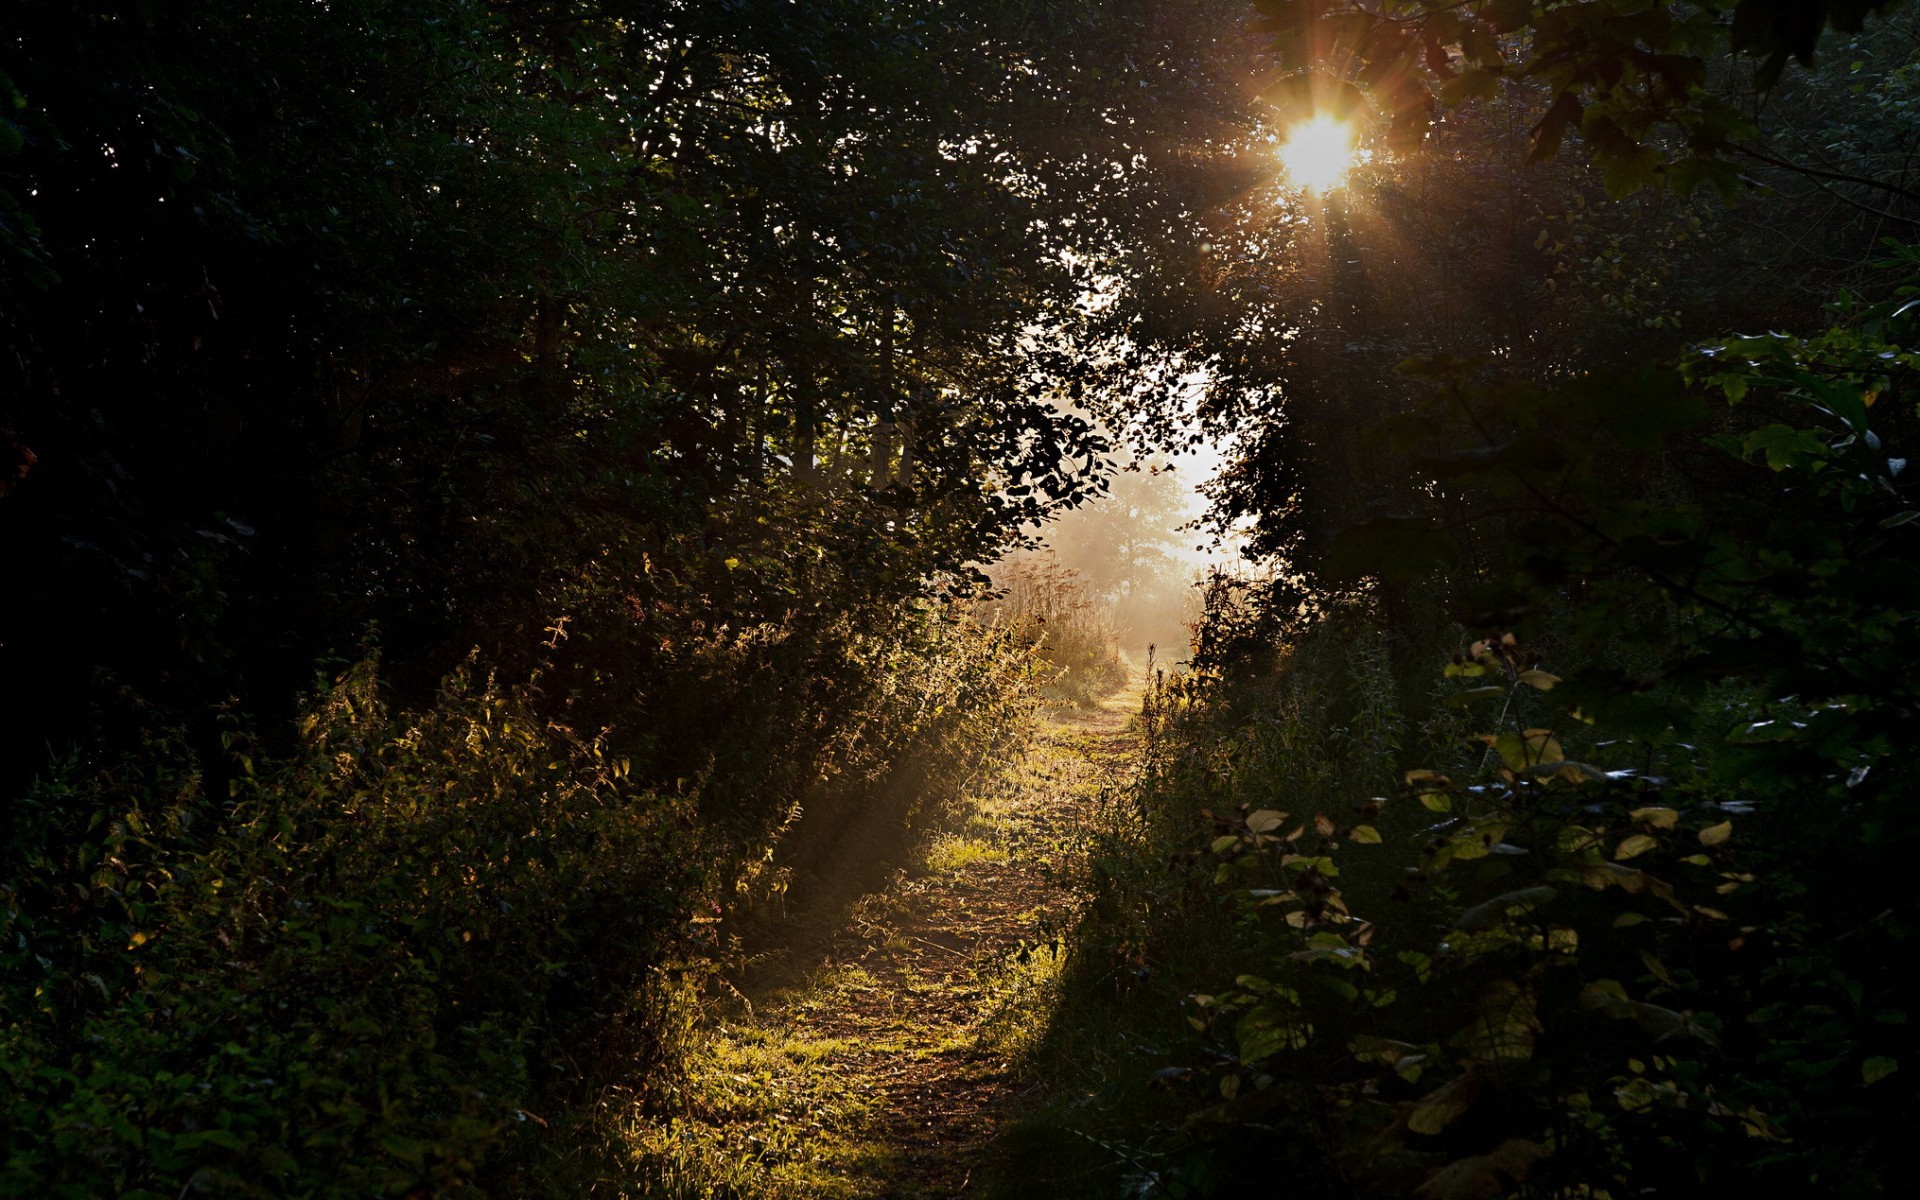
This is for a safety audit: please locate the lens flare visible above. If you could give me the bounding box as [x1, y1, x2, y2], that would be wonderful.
[1277, 116, 1358, 192]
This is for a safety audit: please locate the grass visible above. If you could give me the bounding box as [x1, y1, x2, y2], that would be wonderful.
[923, 831, 1011, 876]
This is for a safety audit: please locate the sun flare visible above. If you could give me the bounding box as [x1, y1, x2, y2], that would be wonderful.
[1277, 115, 1359, 192]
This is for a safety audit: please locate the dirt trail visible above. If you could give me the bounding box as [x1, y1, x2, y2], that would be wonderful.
[631, 679, 1146, 1198]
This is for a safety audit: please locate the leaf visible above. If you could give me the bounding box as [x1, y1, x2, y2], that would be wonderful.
[1488, 1138, 1551, 1179]
[1448, 685, 1508, 706]
[1640, 950, 1677, 987]
[1523, 729, 1565, 764]
[1439, 67, 1503, 106]
[1517, 669, 1560, 691]
[1528, 90, 1582, 163]
[173, 1129, 247, 1152]
[1699, 821, 1733, 846]
[1630, 806, 1680, 829]
[1580, 982, 1720, 1046]
[1461, 979, 1540, 1062]
[1408, 1135, 1549, 1197]
[1493, 729, 1564, 770]
[1246, 809, 1287, 834]
[1863, 1056, 1898, 1085]
[1235, 1004, 1309, 1063]
[1455, 886, 1557, 931]
[1523, 760, 1607, 783]
[1349, 824, 1383, 844]
[1413, 1154, 1503, 1200]
[1614, 834, 1659, 861]
[1743, 423, 1829, 471]
[1407, 1072, 1483, 1135]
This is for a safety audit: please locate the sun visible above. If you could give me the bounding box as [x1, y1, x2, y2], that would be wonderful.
[1277, 116, 1360, 192]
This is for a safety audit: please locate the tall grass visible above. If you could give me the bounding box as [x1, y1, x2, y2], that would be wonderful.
[982, 551, 1132, 706]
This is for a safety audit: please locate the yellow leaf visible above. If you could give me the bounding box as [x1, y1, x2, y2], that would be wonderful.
[1630, 806, 1679, 829]
[1524, 729, 1564, 763]
[1640, 951, 1676, 987]
[1408, 1073, 1482, 1136]
[1348, 824, 1383, 844]
[1246, 809, 1286, 834]
[1699, 821, 1733, 847]
[1614, 834, 1659, 861]
[1518, 668, 1561, 691]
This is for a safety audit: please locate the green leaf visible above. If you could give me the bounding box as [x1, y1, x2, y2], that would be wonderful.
[1235, 1004, 1309, 1063]
[1742, 424, 1829, 471]
[1864, 1056, 1898, 1085]
[174, 1129, 247, 1152]
[1348, 824, 1383, 844]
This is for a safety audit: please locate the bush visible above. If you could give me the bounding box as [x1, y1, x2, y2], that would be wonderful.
[1, 659, 697, 1197]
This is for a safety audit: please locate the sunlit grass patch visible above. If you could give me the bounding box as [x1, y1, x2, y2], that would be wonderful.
[975, 938, 1071, 1064]
[924, 831, 1010, 875]
[619, 1013, 894, 1199]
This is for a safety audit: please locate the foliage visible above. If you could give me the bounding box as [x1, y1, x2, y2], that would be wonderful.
[1126, 1, 1920, 602]
[1252, 0, 1910, 199]
[3, 658, 688, 1198]
[0, 0, 1247, 786]
[1031, 224, 1920, 1194]
[0, 606, 1038, 1197]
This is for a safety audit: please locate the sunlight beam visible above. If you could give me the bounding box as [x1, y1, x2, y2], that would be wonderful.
[1277, 116, 1358, 193]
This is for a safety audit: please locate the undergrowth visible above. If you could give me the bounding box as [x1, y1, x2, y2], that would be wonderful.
[0, 605, 1037, 1198]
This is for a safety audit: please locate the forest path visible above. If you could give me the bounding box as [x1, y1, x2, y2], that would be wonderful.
[629, 676, 1147, 1199]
